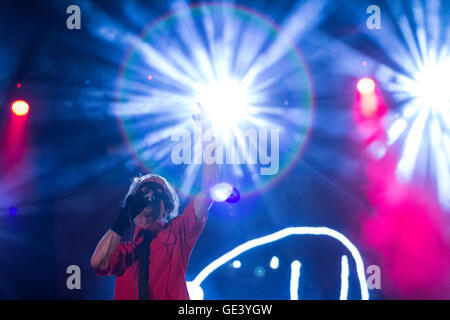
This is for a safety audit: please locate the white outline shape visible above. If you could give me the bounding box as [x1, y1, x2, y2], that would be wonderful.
[290, 260, 301, 300]
[269, 256, 279, 269]
[189, 227, 369, 300]
[232, 260, 241, 268]
[340, 255, 349, 300]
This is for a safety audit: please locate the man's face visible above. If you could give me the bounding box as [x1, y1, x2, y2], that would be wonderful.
[134, 178, 167, 230]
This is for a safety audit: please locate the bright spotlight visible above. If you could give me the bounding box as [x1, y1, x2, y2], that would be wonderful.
[11, 100, 29, 116]
[114, 4, 314, 198]
[357, 78, 376, 95]
[232, 260, 241, 268]
[195, 78, 251, 132]
[374, 0, 450, 210]
[413, 62, 450, 112]
[393, 58, 450, 209]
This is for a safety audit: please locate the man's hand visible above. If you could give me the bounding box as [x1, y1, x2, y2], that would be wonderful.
[111, 193, 148, 237]
[91, 190, 148, 274]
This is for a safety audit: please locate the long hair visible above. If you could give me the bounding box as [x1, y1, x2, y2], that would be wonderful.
[123, 173, 180, 224]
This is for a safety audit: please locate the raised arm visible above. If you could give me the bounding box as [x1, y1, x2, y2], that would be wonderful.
[193, 103, 219, 220]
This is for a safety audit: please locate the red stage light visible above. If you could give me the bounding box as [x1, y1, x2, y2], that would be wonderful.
[11, 100, 30, 116]
[357, 77, 376, 95]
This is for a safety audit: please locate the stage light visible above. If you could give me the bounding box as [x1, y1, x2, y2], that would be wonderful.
[232, 260, 241, 268]
[194, 78, 251, 132]
[210, 183, 240, 203]
[357, 78, 376, 95]
[113, 4, 314, 197]
[388, 57, 450, 209]
[412, 62, 450, 112]
[360, 92, 379, 118]
[357, 77, 378, 117]
[269, 256, 279, 269]
[11, 100, 29, 116]
[364, 1, 450, 210]
[210, 183, 233, 202]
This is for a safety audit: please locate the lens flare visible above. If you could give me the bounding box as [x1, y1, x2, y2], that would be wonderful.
[114, 3, 313, 197]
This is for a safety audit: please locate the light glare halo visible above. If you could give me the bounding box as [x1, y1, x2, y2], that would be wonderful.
[413, 61, 450, 112]
[195, 78, 251, 131]
[115, 3, 314, 197]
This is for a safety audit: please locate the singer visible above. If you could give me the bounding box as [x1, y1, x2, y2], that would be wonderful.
[90, 107, 218, 299]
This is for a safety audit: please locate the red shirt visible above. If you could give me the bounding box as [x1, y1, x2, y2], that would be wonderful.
[100, 200, 206, 300]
